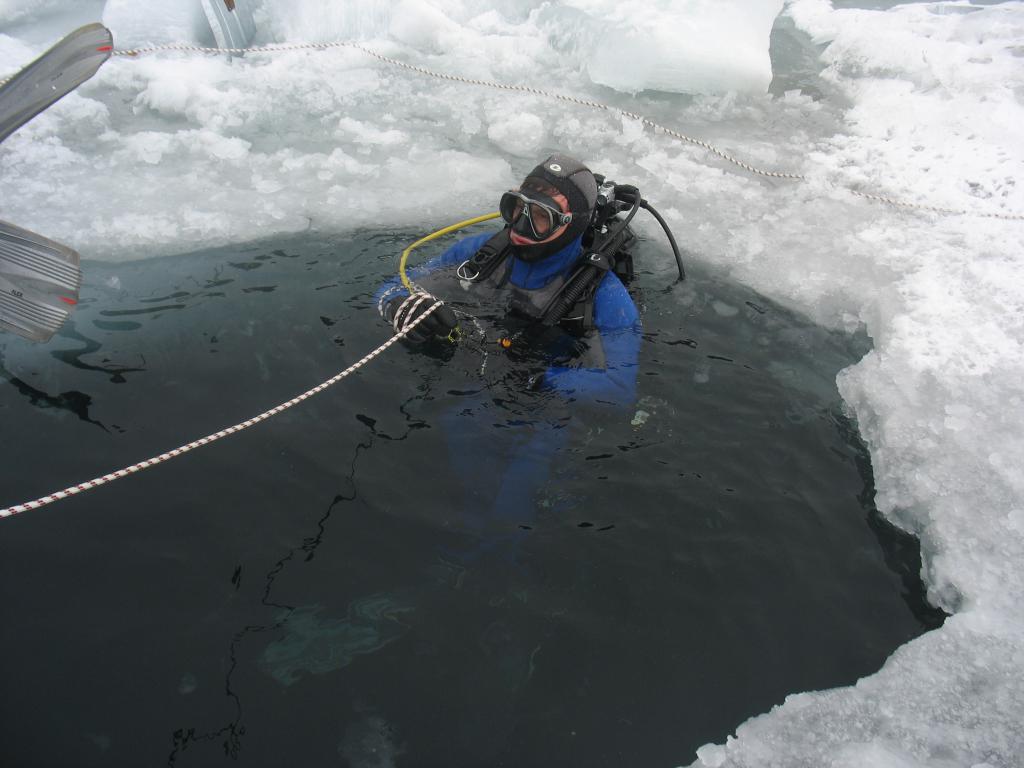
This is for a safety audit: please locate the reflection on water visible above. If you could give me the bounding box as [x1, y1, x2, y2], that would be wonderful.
[261, 598, 415, 687]
[0, 231, 943, 767]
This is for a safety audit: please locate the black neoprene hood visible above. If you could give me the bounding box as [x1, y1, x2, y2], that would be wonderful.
[515, 153, 599, 260]
[524, 154, 599, 217]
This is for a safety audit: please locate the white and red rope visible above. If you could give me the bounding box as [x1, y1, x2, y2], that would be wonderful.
[109, 40, 1023, 222]
[3, 34, 1022, 517]
[0, 299, 443, 519]
[4, 38, 1021, 219]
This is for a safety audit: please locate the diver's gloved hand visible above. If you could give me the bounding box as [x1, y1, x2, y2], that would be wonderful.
[380, 289, 459, 344]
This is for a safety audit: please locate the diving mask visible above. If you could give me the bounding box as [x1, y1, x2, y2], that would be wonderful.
[499, 189, 573, 242]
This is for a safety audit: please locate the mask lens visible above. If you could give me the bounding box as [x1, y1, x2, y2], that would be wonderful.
[527, 201, 552, 236]
[499, 192, 523, 226]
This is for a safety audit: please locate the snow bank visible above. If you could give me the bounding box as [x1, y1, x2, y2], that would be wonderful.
[2, 0, 1023, 766]
[254, 0, 783, 94]
[0, 0, 67, 26]
[0, 0, 785, 256]
[101, 0, 209, 48]
[687, 2, 1024, 765]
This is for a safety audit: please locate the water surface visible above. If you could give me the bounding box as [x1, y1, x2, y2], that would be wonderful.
[0, 230, 943, 767]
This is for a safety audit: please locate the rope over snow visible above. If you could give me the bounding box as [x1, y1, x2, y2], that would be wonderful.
[2, 38, 1020, 219]
[105, 39, 1024, 222]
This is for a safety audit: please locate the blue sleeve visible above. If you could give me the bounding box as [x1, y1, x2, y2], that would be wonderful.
[374, 231, 495, 306]
[542, 273, 641, 409]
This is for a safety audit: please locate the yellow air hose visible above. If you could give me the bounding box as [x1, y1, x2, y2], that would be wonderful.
[399, 212, 501, 290]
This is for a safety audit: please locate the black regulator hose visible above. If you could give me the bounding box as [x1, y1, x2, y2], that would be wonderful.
[542, 265, 594, 326]
[543, 187, 644, 325]
[608, 188, 685, 281]
[543, 186, 686, 325]
[639, 200, 686, 281]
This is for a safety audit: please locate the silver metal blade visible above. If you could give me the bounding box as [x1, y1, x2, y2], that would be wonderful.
[0, 23, 113, 145]
[200, 0, 257, 51]
[0, 220, 81, 343]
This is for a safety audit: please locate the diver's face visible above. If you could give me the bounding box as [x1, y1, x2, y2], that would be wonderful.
[508, 189, 571, 248]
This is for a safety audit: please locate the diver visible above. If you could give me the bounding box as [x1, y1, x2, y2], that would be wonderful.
[375, 153, 643, 407]
[372, 154, 654, 558]
[307, 157, 675, 711]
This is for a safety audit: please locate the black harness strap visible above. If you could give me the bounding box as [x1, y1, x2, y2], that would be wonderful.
[460, 223, 636, 333]
[540, 224, 637, 331]
[456, 229, 514, 283]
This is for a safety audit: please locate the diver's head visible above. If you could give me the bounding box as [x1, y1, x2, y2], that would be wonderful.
[499, 153, 598, 262]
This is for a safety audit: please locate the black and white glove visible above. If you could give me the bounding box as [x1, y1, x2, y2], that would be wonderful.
[379, 289, 459, 344]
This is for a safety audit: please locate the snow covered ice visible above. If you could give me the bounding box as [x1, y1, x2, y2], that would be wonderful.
[2, 0, 1024, 766]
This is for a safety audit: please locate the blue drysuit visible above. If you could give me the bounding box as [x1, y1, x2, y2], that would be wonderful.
[376, 230, 642, 556]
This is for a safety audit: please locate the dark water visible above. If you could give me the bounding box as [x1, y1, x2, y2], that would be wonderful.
[0, 230, 943, 768]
